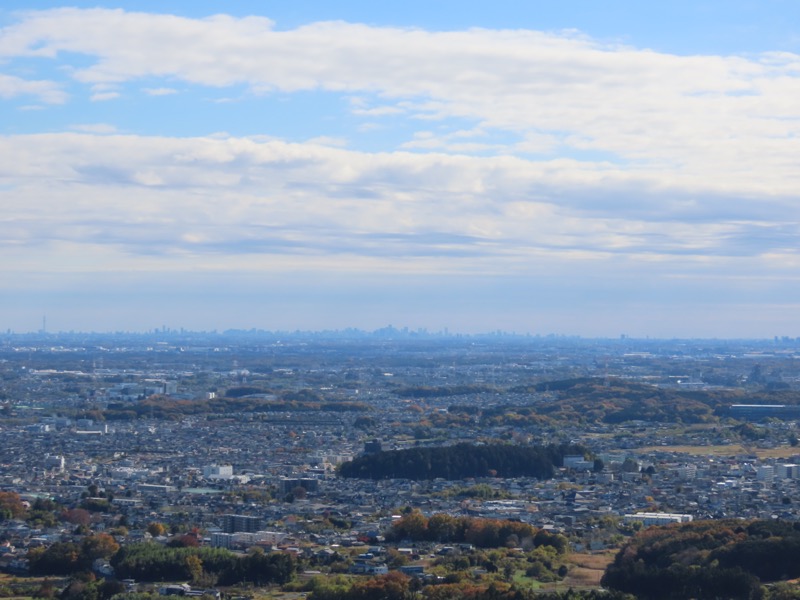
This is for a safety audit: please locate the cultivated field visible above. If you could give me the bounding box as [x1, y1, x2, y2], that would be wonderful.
[636, 444, 800, 459]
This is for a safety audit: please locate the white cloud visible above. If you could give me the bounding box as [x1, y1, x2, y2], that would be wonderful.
[0, 8, 798, 193]
[0, 132, 796, 281]
[87, 82, 121, 101]
[90, 91, 120, 101]
[401, 128, 506, 153]
[143, 87, 178, 96]
[0, 73, 66, 104]
[349, 98, 405, 117]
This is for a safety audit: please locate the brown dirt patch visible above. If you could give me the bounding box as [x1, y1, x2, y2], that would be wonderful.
[561, 551, 615, 588]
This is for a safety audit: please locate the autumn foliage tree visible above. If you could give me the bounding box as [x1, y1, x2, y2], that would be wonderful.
[309, 572, 411, 600]
[61, 508, 92, 526]
[81, 533, 120, 561]
[0, 492, 25, 521]
[146, 522, 167, 537]
[388, 511, 568, 552]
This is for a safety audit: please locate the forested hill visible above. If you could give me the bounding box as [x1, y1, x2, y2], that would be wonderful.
[403, 377, 800, 427]
[511, 378, 722, 424]
[466, 377, 800, 425]
[602, 518, 800, 599]
[337, 442, 590, 480]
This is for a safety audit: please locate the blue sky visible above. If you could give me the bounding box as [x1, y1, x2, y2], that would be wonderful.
[1, 2, 800, 337]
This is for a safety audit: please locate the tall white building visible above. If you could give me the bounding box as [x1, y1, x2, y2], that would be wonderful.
[756, 465, 774, 484]
[776, 464, 800, 479]
[44, 454, 65, 471]
[203, 464, 233, 479]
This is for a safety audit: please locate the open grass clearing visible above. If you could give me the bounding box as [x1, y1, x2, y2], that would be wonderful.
[510, 570, 542, 588]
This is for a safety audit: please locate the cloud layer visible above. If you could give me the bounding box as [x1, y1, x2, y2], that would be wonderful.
[1, 8, 800, 335]
[3, 9, 800, 182]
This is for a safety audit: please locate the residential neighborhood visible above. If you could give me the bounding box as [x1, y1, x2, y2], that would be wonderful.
[1, 331, 800, 596]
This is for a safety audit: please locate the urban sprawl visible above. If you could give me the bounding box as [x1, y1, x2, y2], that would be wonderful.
[1, 330, 800, 599]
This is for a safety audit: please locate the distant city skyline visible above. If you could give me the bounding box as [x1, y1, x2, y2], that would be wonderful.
[2, 2, 800, 338]
[7, 321, 800, 343]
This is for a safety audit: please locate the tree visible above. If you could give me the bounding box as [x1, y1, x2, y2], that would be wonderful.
[81, 534, 120, 561]
[427, 514, 459, 542]
[185, 555, 203, 583]
[62, 509, 92, 526]
[768, 582, 800, 600]
[393, 511, 428, 540]
[146, 522, 167, 537]
[0, 492, 25, 521]
[33, 579, 56, 599]
[28, 542, 82, 575]
[349, 572, 411, 600]
[167, 535, 200, 548]
[112, 543, 295, 586]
